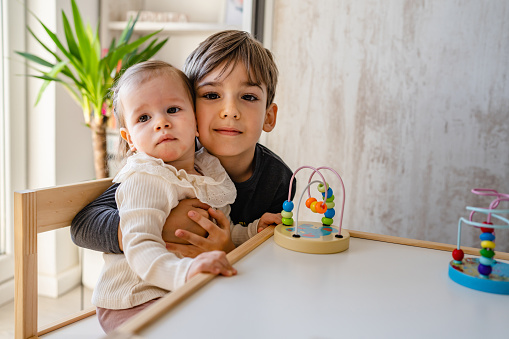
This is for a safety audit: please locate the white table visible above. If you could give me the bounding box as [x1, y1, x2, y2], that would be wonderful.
[119, 234, 509, 339]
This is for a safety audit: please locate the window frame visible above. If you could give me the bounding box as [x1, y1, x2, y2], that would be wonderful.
[0, 0, 27, 300]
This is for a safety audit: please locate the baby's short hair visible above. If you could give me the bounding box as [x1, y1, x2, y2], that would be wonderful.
[184, 30, 278, 107]
[111, 60, 194, 157]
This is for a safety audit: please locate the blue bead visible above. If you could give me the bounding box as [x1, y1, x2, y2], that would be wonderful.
[321, 187, 333, 199]
[282, 200, 294, 212]
[480, 232, 495, 241]
[324, 208, 336, 219]
[478, 263, 492, 276]
[479, 256, 494, 266]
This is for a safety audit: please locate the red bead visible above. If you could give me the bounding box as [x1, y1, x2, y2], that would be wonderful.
[452, 249, 464, 261]
[481, 222, 494, 234]
[306, 197, 317, 208]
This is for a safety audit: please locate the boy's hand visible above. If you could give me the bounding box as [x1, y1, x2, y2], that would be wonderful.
[161, 199, 211, 244]
[257, 212, 282, 233]
[166, 208, 236, 258]
[186, 250, 237, 281]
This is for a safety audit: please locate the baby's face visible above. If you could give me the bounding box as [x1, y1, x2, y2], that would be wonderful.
[120, 74, 198, 166]
[194, 62, 276, 160]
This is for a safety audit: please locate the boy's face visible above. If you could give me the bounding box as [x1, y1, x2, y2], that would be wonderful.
[120, 74, 198, 167]
[194, 62, 277, 160]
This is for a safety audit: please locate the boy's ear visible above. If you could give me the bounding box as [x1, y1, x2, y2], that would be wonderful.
[262, 103, 278, 132]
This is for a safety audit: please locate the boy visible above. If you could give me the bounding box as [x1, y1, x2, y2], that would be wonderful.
[71, 30, 295, 256]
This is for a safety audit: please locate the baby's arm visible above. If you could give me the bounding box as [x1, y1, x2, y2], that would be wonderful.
[186, 251, 236, 280]
[119, 174, 196, 291]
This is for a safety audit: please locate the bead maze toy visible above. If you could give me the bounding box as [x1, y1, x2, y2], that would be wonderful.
[274, 166, 350, 254]
[448, 189, 509, 294]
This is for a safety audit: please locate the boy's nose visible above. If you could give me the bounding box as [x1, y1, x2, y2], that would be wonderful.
[220, 101, 240, 119]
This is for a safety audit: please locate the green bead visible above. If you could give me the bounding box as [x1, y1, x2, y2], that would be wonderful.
[281, 210, 293, 218]
[326, 194, 335, 202]
[322, 217, 333, 225]
[480, 248, 495, 258]
[282, 217, 293, 226]
[317, 183, 329, 193]
[326, 201, 335, 209]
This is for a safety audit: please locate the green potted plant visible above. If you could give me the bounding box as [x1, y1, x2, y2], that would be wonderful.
[16, 0, 168, 178]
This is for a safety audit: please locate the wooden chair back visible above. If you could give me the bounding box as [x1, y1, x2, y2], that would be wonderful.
[14, 178, 113, 339]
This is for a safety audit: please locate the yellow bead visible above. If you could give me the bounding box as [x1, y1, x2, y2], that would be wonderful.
[310, 201, 318, 213]
[481, 241, 496, 250]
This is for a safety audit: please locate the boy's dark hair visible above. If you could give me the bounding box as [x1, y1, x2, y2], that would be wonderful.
[183, 30, 278, 107]
[111, 60, 195, 158]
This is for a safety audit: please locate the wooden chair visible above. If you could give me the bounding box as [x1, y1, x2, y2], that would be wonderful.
[14, 178, 113, 339]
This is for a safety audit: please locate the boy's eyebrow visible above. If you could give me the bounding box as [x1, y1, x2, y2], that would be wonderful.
[197, 80, 264, 92]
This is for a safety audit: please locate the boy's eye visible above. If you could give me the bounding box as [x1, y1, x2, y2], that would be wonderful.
[167, 107, 181, 114]
[203, 93, 219, 100]
[242, 94, 258, 101]
[138, 114, 150, 123]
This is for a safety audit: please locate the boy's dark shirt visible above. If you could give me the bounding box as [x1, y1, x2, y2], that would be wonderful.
[70, 143, 296, 253]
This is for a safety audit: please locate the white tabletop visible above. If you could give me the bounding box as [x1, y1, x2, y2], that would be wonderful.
[139, 237, 509, 339]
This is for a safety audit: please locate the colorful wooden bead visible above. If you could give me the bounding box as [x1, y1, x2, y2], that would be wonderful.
[322, 217, 333, 225]
[281, 210, 293, 219]
[480, 248, 495, 258]
[481, 222, 494, 234]
[478, 263, 492, 276]
[479, 256, 495, 266]
[481, 241, 496, 250]
[480, 227, 494, 234]
[324, 208, 336, 219]
[310, 201, 318, 213]
[282, 200, 294, 212]
[282, 217, 294, 226]
[479, 233, 495, 241]
[321, 187, 333, 199]
[317, 183, 329, 193]
[306, 197, 317, 208]
[452, 249, 464, 261]
[325, 194, 335, 202]
[325, 201, 335, 209]
[315, 201, 327, 213]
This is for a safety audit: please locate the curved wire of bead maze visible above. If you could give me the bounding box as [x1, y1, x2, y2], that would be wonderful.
[283, 166, 346, 237]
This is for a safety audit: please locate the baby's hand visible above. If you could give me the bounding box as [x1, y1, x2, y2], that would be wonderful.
[186, 251, 237, 281]
[257, 212, 282, 233]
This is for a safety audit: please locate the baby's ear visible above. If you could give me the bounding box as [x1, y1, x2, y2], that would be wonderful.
[263, 103, 278, 132]
[120, 128, 136, 151]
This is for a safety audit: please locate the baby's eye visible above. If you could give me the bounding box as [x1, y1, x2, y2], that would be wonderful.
[203, 93, 219, 100]
[242, 94, 258, 101]
[138, 114, 150, 123]
[167, 107, 181, 114]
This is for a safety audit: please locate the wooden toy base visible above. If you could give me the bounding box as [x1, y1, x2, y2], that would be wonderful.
[448, 258, 509, 295]
[274, 221, 350, 254]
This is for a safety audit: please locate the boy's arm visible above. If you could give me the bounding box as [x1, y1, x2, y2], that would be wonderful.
[70, 183, 122, 253]
[70, 183, 214, 253]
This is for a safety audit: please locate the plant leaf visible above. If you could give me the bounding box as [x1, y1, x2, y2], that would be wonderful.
[61, 10, 81, 62]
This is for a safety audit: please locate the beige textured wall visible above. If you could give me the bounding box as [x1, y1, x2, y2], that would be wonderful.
[266, 0, 509, 251]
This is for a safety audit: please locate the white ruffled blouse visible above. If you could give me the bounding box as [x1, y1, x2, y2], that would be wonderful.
[92, 149, 258, 310]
